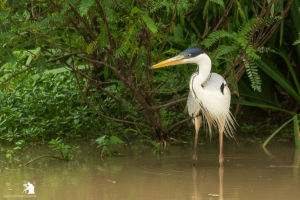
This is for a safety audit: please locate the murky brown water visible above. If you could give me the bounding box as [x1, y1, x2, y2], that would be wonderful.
[0, 142, 299, 200]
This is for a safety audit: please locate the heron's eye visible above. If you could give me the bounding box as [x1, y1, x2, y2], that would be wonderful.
[187, 54, 191, 57]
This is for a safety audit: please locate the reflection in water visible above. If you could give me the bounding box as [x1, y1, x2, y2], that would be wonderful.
[192, 167, 198, 200]
[0, 142, 300, 199]
[294, 148, 300, 180]
[192, 166, 224, 200]
[263, 146, 300, 182]
[219, 166, 223, 200]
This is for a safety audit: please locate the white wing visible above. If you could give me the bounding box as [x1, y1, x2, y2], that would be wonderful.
[187, 92, 200, 117]
[191, 73, 236, 138]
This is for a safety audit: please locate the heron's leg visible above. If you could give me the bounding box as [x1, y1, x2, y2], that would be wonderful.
[192, 116, 202, 166]
[219, 123, 225, 166]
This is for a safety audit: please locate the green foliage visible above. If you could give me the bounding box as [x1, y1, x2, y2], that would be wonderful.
[239, 117, 272, 135]
[95, 135, 124, 156]
[243, 58, 261, 92]
[14, 139, 27, 151]
[142, 15, 157, 33]
[241, 136, 263, 146]
[130, 7, 141, 16]
[0, 50, 104, 143]
[79, 0, 94, 16]
[151, 141, 168, 154]
[293, 40, 300, 45]
[0, 0, 298, 147]
[48, 137, 81, 161]
[6, 150, 15, 162]
[201, 30, 235, 48]
[201, 17, 275, 92]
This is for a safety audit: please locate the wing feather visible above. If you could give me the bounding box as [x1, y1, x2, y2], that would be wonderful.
[190, 73, 237, 139]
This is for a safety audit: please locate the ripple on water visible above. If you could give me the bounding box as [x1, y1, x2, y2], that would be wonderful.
[136, 151, 280, 177]
[137, 155, 224, 176]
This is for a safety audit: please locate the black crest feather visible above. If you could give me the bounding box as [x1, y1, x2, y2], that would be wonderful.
[180, 47, 206, 58]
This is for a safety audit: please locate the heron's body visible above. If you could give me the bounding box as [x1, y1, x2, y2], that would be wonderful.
[152, 47, 236, 166]
[188, 71, 235, 138]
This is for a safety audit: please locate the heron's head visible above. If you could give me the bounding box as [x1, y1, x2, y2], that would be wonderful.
[152, 47, 209, 69]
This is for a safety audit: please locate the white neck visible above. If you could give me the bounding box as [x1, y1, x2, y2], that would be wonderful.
[193, 54, 212, 84]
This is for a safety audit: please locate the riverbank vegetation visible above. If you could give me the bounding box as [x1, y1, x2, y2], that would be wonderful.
[0, 0, 299, 151]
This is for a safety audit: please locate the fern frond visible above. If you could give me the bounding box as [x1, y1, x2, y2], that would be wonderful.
[87, 36, 100, 54]
[202, 30, 235, 48]
[177, 0, 189, 11]
[99, 31, 108, 48]
[61, 0, 80, 14]
[211, 45, 238, 61]
[208, 0, 225, 11]
[79, 0, 94, 16]
[257, 46, 274, 53]
[209, 0, 225, 6]
[114, 44, 129, 58]
[265, 16, 282, 27]
[238, 18, 258, 36]
[293, 40, 300, 45]
[61, 3, 71, 14]
[114, 23, 137, 58]
[68, 0, 80, 7]
[234, 33, 260, 60]
[243, 58, 261, 92]
[149, 0, 172, 13]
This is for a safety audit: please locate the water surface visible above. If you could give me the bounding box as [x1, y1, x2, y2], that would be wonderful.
[0, 142, 299, 200]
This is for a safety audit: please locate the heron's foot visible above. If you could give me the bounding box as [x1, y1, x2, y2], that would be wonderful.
[219, 155, 224, 166]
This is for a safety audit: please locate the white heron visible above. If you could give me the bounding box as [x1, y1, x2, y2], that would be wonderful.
[152, 47, 236, 166]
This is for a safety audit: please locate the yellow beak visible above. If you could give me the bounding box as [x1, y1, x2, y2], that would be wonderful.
[152, 55, 185, 69]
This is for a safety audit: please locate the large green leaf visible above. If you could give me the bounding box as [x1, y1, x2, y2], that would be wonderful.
[110, 136, 124, 145]
[95, 135, 106, 147]
[174, 24, 183, 43]
[28, 65, 88, 81]
[231, 98, 296, 116]
[290, 0, 300, 57]
[293, 115, 300, 148]
[142, 15, 157, 33]
[255, 59, 300, 103]
[272, 48, 300, 96]
[262, 117, 294, 147]
[130, 7, 141, 16]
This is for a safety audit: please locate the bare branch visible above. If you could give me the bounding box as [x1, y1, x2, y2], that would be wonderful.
[71, 63, 151, 129]
[222, 0, 267, 79]
[149, 97, 187, 110]
[156, 95, 188, 106]
[75, 56, 120, 78]
[47, 51, 86, 63]
[31, 0, 36, 19]
[25, 155, 64, 166]
[258, 0, 294, 47]
[0, 64, 36, 87]
[165, 117, 192, 133]
[75, 69, 125, 102]
[95, 0, 115, 51]
[156, 0, 179, 63]
[212, 0, 233, 32]
[69, 5, 97, 40]
[148, 85, 188, 94]
[69, 19, 90, 44]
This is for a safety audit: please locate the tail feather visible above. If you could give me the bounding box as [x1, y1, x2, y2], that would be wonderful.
[201, 108, 237, 140]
